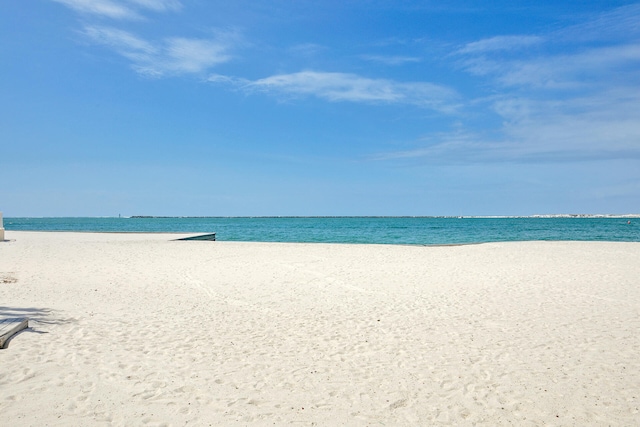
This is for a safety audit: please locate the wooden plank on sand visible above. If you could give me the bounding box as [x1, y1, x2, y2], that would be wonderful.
[0, 318, 29, 349]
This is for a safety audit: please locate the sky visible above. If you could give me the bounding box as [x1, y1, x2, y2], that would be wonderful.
[1, 0, 639, 216]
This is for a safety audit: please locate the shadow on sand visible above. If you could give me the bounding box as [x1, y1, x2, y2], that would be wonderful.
[0, 306, 74, 348]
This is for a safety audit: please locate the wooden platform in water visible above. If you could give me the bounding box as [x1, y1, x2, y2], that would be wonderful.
[178, 233, 217, 241]
[0, 318, 29, 349]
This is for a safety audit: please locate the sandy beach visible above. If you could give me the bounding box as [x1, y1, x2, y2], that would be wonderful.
[1, 231, 639, 426]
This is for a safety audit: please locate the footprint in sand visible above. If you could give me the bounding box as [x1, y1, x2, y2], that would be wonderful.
[389, 398, 408, 410]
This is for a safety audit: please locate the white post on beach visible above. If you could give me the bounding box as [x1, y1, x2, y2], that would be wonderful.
[0, 212, 4, 241]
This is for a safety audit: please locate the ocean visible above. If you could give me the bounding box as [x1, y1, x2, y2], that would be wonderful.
[4, 217, 639, 245]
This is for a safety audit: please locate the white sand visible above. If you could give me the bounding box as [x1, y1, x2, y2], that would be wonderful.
[1, 231, 639, 426]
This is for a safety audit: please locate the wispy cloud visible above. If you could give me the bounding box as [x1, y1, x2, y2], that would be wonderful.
[126, 0, 181, 13]
[457, 35, 543, 55]
[53, 0, 138, 20]
[494, 89, 640, 157]
[160, 37, 231, 74]
[84, 26, 232, 76]
[52, 0, 181, 19]
[460, 41, 640, 89]
[498, 43, 640, 89]
[360, 55, 421, 65]
[374, 92, 640, 164]
[209, 71, 457, 111]
[289, 43, 327, 57]
[456, 5, 640, 89]
[83, 25, 155, 57]
[373, 84, 640, 164]
[376, 4, 640, 164]
[56, 0, 227, 77]
[559, 3, 640, 42]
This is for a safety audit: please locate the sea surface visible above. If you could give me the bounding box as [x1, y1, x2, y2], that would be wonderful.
[4, 217, 639, 245]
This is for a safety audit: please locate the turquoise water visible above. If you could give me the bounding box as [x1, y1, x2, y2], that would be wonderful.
[4, 217, 639, 245]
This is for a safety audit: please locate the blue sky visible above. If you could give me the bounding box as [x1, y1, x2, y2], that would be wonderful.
[1, 1, 639, 216]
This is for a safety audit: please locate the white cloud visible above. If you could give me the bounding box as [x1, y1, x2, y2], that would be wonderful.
[84, 26, 231, 76]
[211, 71, 457, 111]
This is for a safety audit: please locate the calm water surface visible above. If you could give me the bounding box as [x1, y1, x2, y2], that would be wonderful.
[5, 217, 639, 245]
